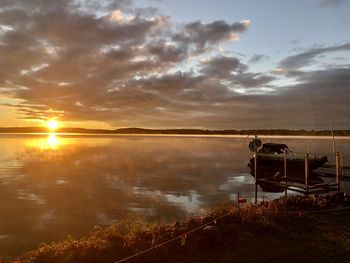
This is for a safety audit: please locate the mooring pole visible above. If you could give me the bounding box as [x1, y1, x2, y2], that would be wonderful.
[305, 153, 309, 196]
[254, 150, 258, 204]
[284, 151, 287, 197]
[331, 123, 336, 154]
[341, 153, 344, 192]
[335, 152, 340, 192]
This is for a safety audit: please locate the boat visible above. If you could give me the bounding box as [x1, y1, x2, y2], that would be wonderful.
[248, 142, 328, 180]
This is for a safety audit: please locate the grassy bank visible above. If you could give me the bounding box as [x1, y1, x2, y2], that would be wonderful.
[18, 193, 350, 263]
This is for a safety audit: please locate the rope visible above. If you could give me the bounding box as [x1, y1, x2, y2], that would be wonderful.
[114, 204, 350, 263]
[114, 211, 232, 263]
[281, 205, 350, 214]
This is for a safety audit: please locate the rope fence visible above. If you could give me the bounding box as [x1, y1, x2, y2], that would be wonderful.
[115, 211, 230, 263]
[114, 203, 350, 263]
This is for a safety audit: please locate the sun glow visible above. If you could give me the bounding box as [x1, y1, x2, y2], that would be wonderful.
[47, 133, 58, 149]
[47, 119, 59, 131]
[25, 133, 63, 150]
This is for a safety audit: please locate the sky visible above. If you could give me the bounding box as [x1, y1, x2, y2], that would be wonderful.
[0, 0, 349, 130]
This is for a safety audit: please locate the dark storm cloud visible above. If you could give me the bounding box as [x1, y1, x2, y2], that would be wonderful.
[279, 43, 350, 70]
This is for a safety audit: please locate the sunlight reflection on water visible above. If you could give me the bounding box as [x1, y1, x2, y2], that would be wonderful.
[25, 133, 74, 150]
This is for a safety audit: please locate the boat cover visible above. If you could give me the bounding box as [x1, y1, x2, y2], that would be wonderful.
[259, 143, 288, 154]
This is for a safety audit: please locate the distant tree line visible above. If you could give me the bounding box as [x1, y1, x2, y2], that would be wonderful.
[0, 127, 350, 136]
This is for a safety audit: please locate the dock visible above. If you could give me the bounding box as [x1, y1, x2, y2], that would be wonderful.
[248, 137, 348, 203]
[254, 153, 344, 200]
[314, 164, 350, 180]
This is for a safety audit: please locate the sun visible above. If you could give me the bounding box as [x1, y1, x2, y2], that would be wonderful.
[47, 119, 59, 131]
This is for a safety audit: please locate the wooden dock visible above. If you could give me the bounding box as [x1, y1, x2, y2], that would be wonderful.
[256, 162, 347, 196]
[251, 149, 346, 202]
[257, 178, 339, 195]
[314, 164, 350, 180]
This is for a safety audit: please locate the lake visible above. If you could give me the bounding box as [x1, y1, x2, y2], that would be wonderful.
[0, 134, 349, 257]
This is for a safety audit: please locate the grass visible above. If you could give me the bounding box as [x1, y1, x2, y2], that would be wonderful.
[13, 193, 350, 263]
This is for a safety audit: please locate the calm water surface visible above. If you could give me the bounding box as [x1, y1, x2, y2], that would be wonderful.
[0, 134, 349, 257]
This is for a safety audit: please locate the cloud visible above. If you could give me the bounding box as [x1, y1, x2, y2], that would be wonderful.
[146, 40, 189, 63]
[200, 56, 243, 78]
[1, 0, 347, 130]
[172, 20, 250, 52]
[231, 73, 276, 88]
[278, 43, 350, 70]
[200, 55, 275, 89]
[0, 0, 254, 127]
[318, 0, 345, 7]
[248, 54, 269, 64]
[276, 67, 350, 128]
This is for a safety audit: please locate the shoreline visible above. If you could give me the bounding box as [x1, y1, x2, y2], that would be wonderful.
[19, 193, 350, 263]
[1, 127, 350, 137]
[1, 132, 350, 140]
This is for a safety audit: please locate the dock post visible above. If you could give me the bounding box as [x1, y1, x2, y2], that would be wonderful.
[254, 151, 258, 204]
[305, 153, 309, 195]
[335, 152, 341, 192]
[341, 154, 344, 192]
[284, 151, 287, 197]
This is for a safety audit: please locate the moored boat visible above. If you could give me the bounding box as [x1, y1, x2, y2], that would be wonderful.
[248, 143, 328, 180]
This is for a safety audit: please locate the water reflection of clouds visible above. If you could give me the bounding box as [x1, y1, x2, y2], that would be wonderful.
[13, 136, 252, 226]
[17, 190, 47, 205]
[33, 210, 58, 230]
[131, 187, 202, 214]
[219, 175, 255, 191]
[165, 191, 202, 214]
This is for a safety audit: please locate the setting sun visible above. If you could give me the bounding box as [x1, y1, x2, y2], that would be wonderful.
[47, 120, 59, 131]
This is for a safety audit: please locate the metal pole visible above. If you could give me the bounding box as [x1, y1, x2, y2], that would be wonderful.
[335, 152, 340, 192]
[284, 151, 287, 197]
[305, 153, 309, 196]
[254, 151, 258, 204]
[341, 153, 344, 192]
[331, 123, 336, 154]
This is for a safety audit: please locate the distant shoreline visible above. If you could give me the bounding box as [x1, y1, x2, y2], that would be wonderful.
[0, 127, 350, 136]
[1, 133, 350, 141]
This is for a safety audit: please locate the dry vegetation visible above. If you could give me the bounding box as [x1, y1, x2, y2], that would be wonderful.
[13, 193, 350, 263]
